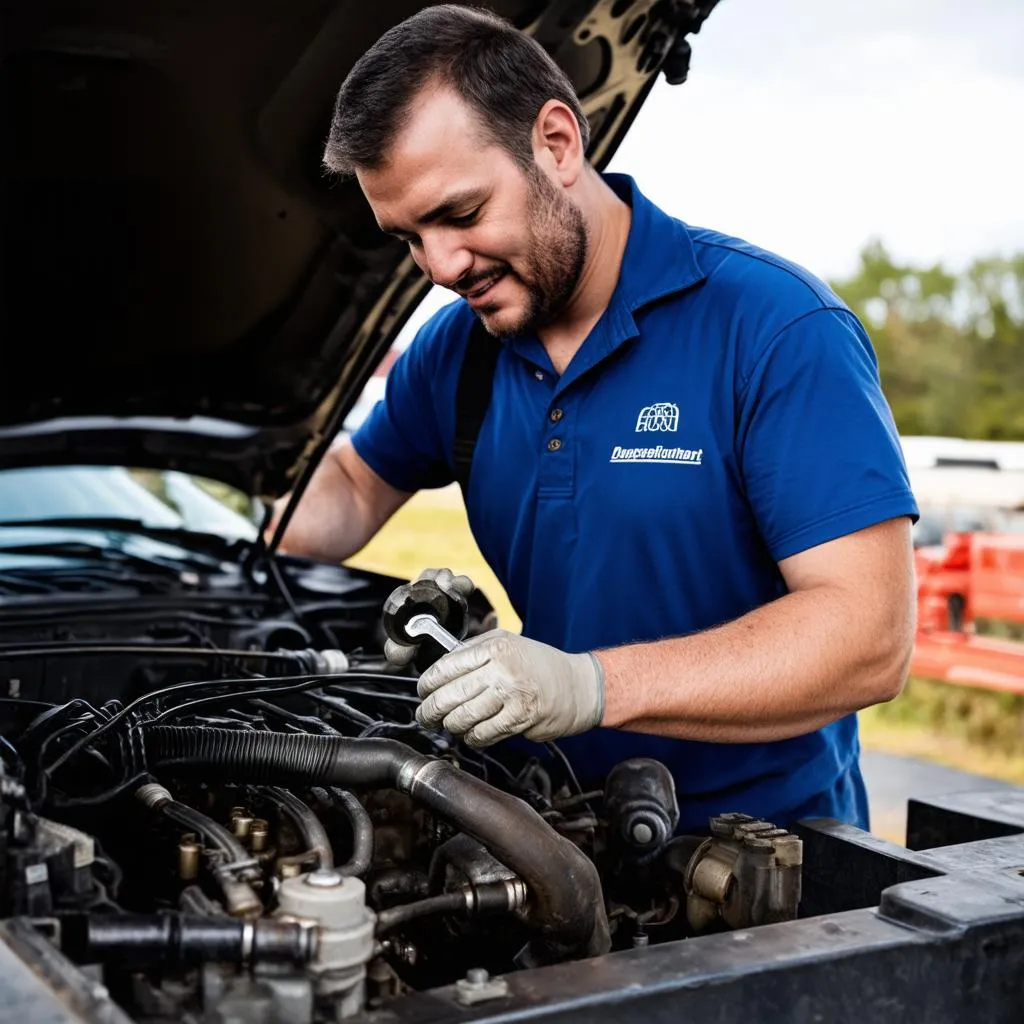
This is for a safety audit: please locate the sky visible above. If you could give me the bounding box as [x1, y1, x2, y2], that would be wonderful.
[395, 0, 1024, 343]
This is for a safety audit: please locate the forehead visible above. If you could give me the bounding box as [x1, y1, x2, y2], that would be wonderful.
[356, 85, 518, 223]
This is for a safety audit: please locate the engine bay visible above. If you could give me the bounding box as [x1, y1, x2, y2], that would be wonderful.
[0, 556, 802, 1023]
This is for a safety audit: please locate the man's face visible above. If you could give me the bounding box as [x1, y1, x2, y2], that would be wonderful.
[356, 86, 587, 338]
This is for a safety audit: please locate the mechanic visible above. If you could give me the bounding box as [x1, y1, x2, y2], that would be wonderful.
[268, 5, 919, 832]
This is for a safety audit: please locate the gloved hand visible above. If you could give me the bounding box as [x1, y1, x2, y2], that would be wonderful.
[415, 630, 605, 747]
[383, 567, 475, 667]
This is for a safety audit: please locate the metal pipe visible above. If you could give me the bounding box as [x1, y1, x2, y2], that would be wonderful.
[329, 788, 373, 877]
[261, 787, 334, 870]
[62, 914, 317, 967]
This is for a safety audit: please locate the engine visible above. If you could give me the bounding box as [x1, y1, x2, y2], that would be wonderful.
[0, 562, 802, 1023]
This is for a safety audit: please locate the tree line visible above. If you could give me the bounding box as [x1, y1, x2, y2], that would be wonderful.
[829, 242, 1024, 440]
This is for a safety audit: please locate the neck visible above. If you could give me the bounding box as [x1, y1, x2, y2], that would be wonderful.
[537, 172, 631, 372]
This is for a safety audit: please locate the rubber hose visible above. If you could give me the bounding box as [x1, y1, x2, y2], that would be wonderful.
[145, 726, 610, 962]
[329, 788, 374, 877]
[261, 787, 334, 870]
[375, 892, 467, 934]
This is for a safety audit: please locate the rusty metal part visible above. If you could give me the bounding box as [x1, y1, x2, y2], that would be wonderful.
[677, 813, 803, 933]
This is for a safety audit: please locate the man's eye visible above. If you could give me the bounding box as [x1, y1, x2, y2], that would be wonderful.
[449, 209, 480, 227]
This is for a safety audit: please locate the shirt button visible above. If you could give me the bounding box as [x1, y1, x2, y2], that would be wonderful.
[549, 408, 564, 423]
[534, 370, 545, 381]
[547, 438, 562, 452]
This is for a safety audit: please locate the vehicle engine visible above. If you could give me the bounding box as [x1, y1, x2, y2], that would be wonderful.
[0, 557, 802, 1023]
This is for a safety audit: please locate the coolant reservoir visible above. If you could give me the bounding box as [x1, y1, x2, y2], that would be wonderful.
[275, 870, 377, 1020]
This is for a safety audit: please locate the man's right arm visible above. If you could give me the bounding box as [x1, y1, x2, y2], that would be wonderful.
[264, 439, 412, 563]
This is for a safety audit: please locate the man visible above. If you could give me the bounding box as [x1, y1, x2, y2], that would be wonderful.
[270, 5, 918, 831]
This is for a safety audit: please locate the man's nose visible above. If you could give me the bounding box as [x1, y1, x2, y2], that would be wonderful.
[419, 232, 473, 290]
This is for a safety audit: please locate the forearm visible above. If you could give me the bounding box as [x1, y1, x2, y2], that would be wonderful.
[597, 585, 914, 744]
[272, 443, 409, 563]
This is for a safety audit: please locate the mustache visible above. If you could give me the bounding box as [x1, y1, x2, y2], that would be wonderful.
[455, 268, 508, 295]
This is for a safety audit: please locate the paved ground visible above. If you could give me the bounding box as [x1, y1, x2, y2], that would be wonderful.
[861, 750, 1014, 844]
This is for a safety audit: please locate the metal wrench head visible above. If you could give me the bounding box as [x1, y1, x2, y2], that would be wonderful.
[404, 613, 461, 652]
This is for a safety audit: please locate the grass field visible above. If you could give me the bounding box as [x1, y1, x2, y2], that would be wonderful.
[347, 487, 1024, 786]
[348, 485, 522, 633]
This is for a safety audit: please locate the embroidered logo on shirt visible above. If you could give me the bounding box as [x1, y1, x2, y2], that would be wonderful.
[635, 402, 679, 432]
[610, 445, 703, 466]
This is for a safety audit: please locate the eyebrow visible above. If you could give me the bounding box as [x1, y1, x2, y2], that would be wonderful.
[379, 188, 486, 236]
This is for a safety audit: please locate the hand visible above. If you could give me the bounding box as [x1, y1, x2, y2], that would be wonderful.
[415, 630, 605, 747]
[384, 568, 475, 667]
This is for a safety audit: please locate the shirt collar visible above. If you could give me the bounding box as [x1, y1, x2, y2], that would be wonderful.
[503, 172, 706, 384]
[603, 172, 706, 312]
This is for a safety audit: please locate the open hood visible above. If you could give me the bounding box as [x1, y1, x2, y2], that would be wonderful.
[1, 0, 719, 499]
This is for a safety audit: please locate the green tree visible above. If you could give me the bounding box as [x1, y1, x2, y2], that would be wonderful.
[829, 243, 1024, 440]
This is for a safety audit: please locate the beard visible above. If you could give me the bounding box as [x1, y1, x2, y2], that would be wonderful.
[474, 166, 588, 339]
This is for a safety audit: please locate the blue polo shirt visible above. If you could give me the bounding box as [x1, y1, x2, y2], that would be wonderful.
[352, 173, 918, 832]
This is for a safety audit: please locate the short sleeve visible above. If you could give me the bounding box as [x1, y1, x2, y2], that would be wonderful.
[736, 307, 919, 562]
[349, 318, 458, 494]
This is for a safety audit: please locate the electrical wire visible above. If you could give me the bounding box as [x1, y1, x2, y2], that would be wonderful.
[51, 771, 152, 808]
[545, 741, 586, 796]
[0, 733, 24, 779]
[0, 643, 304, 664]
[156, 674, 419, 726]
[41, 672, 339, 778]
[323, 683, 421, 704]
[147, 677, 331, 724]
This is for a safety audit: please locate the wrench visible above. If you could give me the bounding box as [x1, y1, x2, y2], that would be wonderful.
[404, 612, 462, 653]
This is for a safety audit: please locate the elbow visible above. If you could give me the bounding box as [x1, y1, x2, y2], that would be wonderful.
[872, 639, 912, 704]
[862, 603, 916, 706]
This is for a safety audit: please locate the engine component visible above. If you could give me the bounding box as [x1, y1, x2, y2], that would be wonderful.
[0, 773, 104, 917]
[603, 758, 680, 851]
[178, 834, 201, 881]
[261, 787, 334, 871]
[61, 912, 318, 968]
[135, 782, 262, 917]
[676, 812, 803, 932]
[274, 869, 376, 1018]
[142, 726, 611, 963]
[382, 577, 470, 650]
[375, 878, 527, 934]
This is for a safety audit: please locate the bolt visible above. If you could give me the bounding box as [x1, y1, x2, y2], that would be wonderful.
[631, 821, 654, 845]
[465, 967, 489, 986]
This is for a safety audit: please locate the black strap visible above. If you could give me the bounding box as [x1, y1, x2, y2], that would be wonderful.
[453, 318, 502, 497]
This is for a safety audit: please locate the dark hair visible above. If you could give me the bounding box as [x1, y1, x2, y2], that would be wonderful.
[323, 4, 590, 175]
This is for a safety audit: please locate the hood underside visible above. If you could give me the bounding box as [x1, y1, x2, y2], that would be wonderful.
[0, 0, 719, 498]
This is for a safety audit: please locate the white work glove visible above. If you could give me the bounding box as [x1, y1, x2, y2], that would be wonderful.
[384, 568, 475, 668]
[415, 629, 605, 747]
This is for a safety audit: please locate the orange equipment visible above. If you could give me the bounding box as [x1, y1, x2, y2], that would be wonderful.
[912, 532, 1024, 692]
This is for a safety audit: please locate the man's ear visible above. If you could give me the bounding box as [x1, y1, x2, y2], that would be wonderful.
[532, 100, 585, 187]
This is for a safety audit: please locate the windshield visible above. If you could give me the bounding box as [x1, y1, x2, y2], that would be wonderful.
[0, 466, 258, 541]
